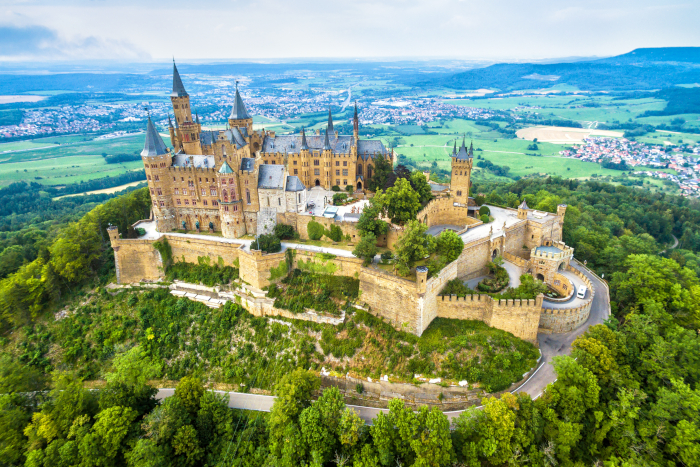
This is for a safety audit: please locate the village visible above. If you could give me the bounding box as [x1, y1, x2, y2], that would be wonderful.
[560, 136, 700, 197]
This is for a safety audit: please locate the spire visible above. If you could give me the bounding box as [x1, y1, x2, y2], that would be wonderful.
[519, 199, 529, 210]
[229, 81, 251, 120]
[300, 127, 308, 150]
[327, 106, 334, 134]
[168, 115, 173, 128]
[454, 135, 470, 160]
[141, 117, 169, 157]
[353, 100, 359, 136]
[171, 60, 188, 98]
[462, 135, 466, 149]
[195, 113, 200, 125]
[323, 128, 331, 151]
[354, 101, 358, 120]
[453, 140, 457, 155]
[469, 140, 474, 157]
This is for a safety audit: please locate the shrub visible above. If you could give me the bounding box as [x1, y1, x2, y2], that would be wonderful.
[331, 185, 341, 192]
[251, 233, 281, 253]
[307, 220, 325, 240]
[136, 227, 146, 236]
[352, 233, 378, 266]
[274, 223, 296, 240]
[355, 383, 364, 394]
[474, 194, 485, 206]
[440, 278, 472, 296]
[480, 214, 490, 223]
[326, 224, 343, 242]
[479, 205, 490, 216]
[380, 251, 394, 261]
[345, 185, 354, 194]
[332, 193, 348, 206]
[166, 262, 239, 286]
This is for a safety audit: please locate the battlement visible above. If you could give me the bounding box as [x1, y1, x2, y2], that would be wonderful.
[167, 166, 218, 174]
[439, 294, 539, 308]
[530, 243, 574, 261]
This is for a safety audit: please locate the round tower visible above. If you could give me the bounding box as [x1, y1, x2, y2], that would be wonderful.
[142, 116, 177, 232]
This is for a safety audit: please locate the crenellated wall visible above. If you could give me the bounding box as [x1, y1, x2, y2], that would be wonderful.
[538, 265, 594, 333]
[416, 197, 476, 228]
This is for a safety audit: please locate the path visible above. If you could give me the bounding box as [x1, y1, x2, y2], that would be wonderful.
[154, 260, 609, 423]
[661, 234, 679, 254]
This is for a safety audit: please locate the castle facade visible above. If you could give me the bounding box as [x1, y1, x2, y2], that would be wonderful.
[143, 62, 391, 238]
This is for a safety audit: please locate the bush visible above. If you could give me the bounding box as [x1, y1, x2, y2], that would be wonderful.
[474, 194, 485, 206]
[480, 214, 490, 223]
[440, 278, 472, 296]
[332, 193, 348, 206]
[331, 185, 341, 192]
[136, 227, 146, 237]
[166, 262, 239, 286]
[326, 224, 343, 242]
[274, 223, 296, 240]
[352, 233, 378, 266]
[345, 185, 354, 194]
[307, 220, 325, 241]
[380, 251, 394, 261]
[479, 205, 490, 216]
[251, 233, 282, 253]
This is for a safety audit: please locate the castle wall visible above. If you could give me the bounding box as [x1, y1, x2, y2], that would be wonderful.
[112, 239, 164, 284]
[417, 197, 475, 228]
[538, 265, 594, 333]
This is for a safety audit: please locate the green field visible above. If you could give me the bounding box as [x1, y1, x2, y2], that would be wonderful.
[0, 133, 160, 186]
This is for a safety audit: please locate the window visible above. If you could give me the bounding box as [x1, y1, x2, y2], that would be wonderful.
[181, 177, 184, 181]
[212, 200, 218, 207]
[343, 161, 347, 167]
[293, 160, 297, 165]
[294, 169, 298, 175]
[342, 169, 348, 176]
[156, 188, 162, 196]
[457, 190, 462, 196]
[336, 170, 340, 176]
[245, 180, 248, 185]
[224, 205, 229, 212]
[199, 177, 202, 182]
[298, 193, 301, 203]
[203, 200, 208, 206]
[201, 188, 206, 196]
[147, 175, 151, 180]
[233, 205, 238, 212]
[278, 198, 281, 206]
[314, 169, 320, 176]
[229, 178, 234, 185]
[267, 198, 270, 207]
[183, 188, 187, 195]
[174, 188, 179, 195]
[210, 189, 217, 196]
[159, 201, 165, 207]
[223, 189, 228, 202]
[314, 159, 319, 166]
[176, 199, 181, 205]
[173, 177, 176, 181]
[357, 164, 363, 176]
[336, 179, 340, 185]
[343, 180, 347, 185]
[335, 161, 339, 166]
[192, 200, 197, 206]
[150, 188, 154, 195]
[246, 189, 251, 204]
[184, 199, 189, 205]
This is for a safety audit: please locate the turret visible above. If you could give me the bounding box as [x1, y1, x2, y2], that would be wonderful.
[518, 200, 529, 220]
[171, 60, 192, 127]
[353, 101, 359, 141]
[141, 117, 176, 232]
[450, 136, 473, 205]
[557, 204, 567, 217]
[416, 266, 428, 294]
[228, 82, 253, 134]
[327, 106, 334, 135]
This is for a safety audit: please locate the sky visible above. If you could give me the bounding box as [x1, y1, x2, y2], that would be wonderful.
[0, 0, 698, 62]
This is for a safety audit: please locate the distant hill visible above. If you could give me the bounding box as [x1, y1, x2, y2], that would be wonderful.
[441, 47, 700, 92]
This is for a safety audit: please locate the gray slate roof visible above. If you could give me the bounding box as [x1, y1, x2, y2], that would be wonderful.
[258, 165, 285, 189]
[240, 157, 255, 172]
[262, 134, 355, 154]
[229, 87, 250, 120]
[219, 161, 234, 174]
[171, 62, 188, 98]
[224, 127, 247, 149]
[453, 140, 472, 160]
[357, 140, 388, 160]
[172, 154, 215, 168]
[200, 130, 217, 146]
[429, 183, 448, 192]
[285, 175, 305, 192]
[141, 117, 169, 157]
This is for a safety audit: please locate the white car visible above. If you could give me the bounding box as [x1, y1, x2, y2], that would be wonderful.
[576, 285, 587, 299]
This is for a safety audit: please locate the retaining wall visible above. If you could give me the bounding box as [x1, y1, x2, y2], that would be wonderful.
[538, 265, 595, 333]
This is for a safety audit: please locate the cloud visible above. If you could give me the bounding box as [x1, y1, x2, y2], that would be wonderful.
[0, 24, 151, 61]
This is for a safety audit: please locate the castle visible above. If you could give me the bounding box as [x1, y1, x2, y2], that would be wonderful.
[110, 66, 596, 344]
[143, 62, 392, 238]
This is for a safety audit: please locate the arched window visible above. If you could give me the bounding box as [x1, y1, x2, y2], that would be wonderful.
[367, 165, 373, 179]
[223, 189, 228, 202]
[357, 164, 363, 176]
[222, 145, 226, 155]
[246, 189, 251, 204]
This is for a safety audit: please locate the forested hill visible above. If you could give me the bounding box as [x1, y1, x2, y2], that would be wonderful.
[441, 47, 700, 91]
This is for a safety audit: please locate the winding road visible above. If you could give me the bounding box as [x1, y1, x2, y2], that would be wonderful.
[155, 259, 610, 423]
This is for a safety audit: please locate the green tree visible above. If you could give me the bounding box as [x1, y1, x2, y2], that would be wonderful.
[367, 156, 393, 192]
[394, 221, 435, 276]
[174, 376, 205, 419]
[353, 233, 378, 266]
[410, 171, 433, 204]
[435, 230, 464, 263]
[307, 220, 325, 241]
[357, 194, 388, 237]
[383, 178, 421, 225]
[299, 386, 344, 464]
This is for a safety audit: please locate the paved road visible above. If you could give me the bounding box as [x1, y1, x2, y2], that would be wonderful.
[154, 260, 609, 423]
[542, 269, 587, 309]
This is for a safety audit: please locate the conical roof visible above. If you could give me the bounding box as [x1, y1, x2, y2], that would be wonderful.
[300, 127, 309, 150]
[453, 136, 470, 160]
[218, 161, 234, 174]
[327, 106, 334, 133]
[519, 199, 529, 210]
[229, 83, 250, 120]
[323, 128, 331, 150]
[171, 61, 188, 98]
[195, 113, 200, 124]
[168, 115, 173, 128]
[452, 140, 457, 155]
[141, 117, 169, 157]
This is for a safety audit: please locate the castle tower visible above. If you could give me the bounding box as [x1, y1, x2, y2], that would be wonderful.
[518, 199, 529, 220]
[353, 101, 359, 141]
[171, 60, 192, 127]
[328, 106, 337, 137]
[450, 137, 473, 205]
[217, 161, 246, 238]
[228, 82, 253, 134]
[141, 116, 177, 232]
[322, 128, 333, 189]
[167, 115, 176, 150]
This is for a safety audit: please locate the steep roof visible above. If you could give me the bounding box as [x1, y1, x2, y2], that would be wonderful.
[285, 175, 305, 192]
[224, 127, 247, 149]
[141, 117, 169, 157]
[300, 128, 309, 150]
[261, 134, 355, 154]
[172, 154, 214, 168]
[240, 157, 255, 172]
[519, 200, 529, 210]
[171, 61, 188, 98]
[229, 84, 251, 120]
[258, 164, 285, 189]
[357, 140, 388, 161]
[453, 138, 471, 160]
[327, 106, 334, 133]
[218, 161, 234, 174]
[200, 130, 217, 146]
[323, 128, 331, 150]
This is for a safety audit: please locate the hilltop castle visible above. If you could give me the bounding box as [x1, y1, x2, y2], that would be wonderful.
[142, 62, 392, 238]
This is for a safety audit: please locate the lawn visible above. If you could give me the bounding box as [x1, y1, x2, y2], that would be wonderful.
[0, 155, 144, 186]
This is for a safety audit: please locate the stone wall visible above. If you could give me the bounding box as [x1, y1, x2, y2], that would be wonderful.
[539, 265, 594, 333]
[359, 267, 420, 333]
[435, 294, 543, 343]
[417, 197, 474, 228]
[550, 272, 573, 298]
